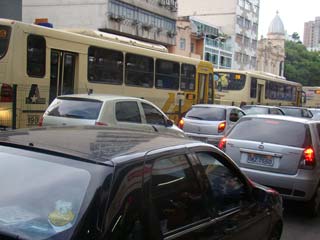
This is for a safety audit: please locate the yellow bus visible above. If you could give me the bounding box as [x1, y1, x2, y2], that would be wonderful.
[302, 86, 320, 108]
[214, 69, 302, 107]
[0, 19, 214, 129]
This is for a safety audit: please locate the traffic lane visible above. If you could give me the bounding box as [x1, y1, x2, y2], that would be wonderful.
[282, 200, 320, 239]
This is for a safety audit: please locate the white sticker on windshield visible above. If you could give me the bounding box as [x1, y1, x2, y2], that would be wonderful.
[0, 206, 38, 225]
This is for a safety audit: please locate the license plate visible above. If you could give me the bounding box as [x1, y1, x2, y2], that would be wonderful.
[247, 153, 274, 166]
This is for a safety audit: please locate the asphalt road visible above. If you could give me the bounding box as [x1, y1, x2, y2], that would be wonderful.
[281, 201, 320, 240]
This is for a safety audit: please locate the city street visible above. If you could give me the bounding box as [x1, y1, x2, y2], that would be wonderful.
[282, 201, 320, 240]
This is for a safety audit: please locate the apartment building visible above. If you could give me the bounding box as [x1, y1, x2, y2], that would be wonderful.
[22, 0, 178, 46]
[303, 17, 320, 51]
[178, 0, 260, 70]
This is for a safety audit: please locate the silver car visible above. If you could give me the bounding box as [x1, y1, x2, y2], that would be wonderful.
[179, 105, 245, 146]
[223, 115, 320, 216]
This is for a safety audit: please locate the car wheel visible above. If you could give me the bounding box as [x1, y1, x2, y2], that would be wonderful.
[306, 185, 320, 217]
[268, 221, 282, 240]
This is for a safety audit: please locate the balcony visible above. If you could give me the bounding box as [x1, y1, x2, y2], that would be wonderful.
[205, 38, 233, 52]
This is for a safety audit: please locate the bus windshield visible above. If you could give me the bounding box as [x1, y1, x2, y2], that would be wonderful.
[0, 25, 11, 59]
[214, 72, 246, 92]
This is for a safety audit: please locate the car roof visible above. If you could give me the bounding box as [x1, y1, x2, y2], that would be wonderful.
[279, 106, 307, 109]
[57, 93, 144, 102]
[241, 114, 314, 124]
[0, 126, 203, 165]
[242, 105, 280, 109]
[192, 104, 242, 110]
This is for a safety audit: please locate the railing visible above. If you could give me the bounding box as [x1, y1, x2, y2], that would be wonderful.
[205, 38, 233, 52]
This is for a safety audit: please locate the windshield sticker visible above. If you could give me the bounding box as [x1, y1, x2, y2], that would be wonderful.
[48, 200, 75, 230]
[0, 206, 38, 225]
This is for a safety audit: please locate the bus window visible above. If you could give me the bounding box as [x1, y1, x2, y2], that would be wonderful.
[250, 78, 257, 98]
[198, 73, 207, 104]
[208, 73, 214, 104]
[214, 72, 246, 92]
[0, 25, 11, 59]
[27, 35, 46, 77]
[125, 53, 154, 88]
[88, 46, 123, 85]
[156, 59, 179, 90]
[181, 64, 195, 91]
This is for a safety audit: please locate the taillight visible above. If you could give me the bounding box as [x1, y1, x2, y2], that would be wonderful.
[38, 116, 44, 127]
[300, 146, 315, 169]
[0, 84, 13, 102]
[95, 121, 108, 126]
[178, 119, 184, 129]
[218, 137, 227, 150]
[218, 121, 226, 133]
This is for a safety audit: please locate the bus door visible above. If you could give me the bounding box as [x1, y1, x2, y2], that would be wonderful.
[257, 80, 265, 104]
[197, 73, 208, 104]
[50, 50, 77, 103]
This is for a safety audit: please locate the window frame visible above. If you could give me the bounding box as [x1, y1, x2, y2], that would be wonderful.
[155, 59, 180, 90]
[115, 100, 142, 123]
[27, 34, 46, 78]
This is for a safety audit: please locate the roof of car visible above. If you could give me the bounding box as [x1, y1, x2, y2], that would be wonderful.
[0, 126, 203, 165]
[193, 104, 242, 110]
[242, 114, 314, 124]
[242, 105, 280, 109]
[57, 94, 143, 101]
[279, 106, 307, 109]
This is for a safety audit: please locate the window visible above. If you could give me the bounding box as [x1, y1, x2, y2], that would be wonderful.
[125, 53, 154, 88]
[88, 46, 123, 85]
[236, 34, 243, 45]
[180, 38, 186, 50]
[245, 1, 252, 10]
[237, 16, 244, 26]
[186, 107, 226, 121]
[243, 54, 250, 64]
[252, 39, 257, 49]
[270, 108, 283, 115]
[265, 81, 296, 101]
[251, 57, 257, 68]
[245, 19, 251, 29]
[151, 155, 209, 233]
[27, 35, 46, 77]
[244, 36, 250, 47]
[252, 23, 258, 33]
[116, 101, 141, 123]
[141, 102, 166, 125]
[208, 74, 214, 104]
[250, 78, 257, 98]
[191, 42, 195, 53]
[214, 72, 246, 91]
[0, 25, 11, 59]
[196, 152, 245, 213]
[181, 64, 195, 90]
[156, 59, 179, 90]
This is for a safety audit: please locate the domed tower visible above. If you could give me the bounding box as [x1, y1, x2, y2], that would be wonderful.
[257, 12, 286, 76]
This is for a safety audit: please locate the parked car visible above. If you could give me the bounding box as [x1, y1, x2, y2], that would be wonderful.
[0, 126, 283, 240]
[241, 105, 285, 115]
[179, 104, 245, 146]
[279, 106, 313, 118]
[222, 115, 320, 216]
[40, 94, 184, 137]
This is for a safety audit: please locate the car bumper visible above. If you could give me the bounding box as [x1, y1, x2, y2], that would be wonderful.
[242, 168, 319, 201]
[184, 133, 223, 146]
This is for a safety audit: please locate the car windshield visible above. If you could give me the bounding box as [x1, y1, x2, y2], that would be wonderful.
[47, 97, 103, 120]
[185, 107, 226, 121]
[0, 149, 109, 240]
[227, 117, 311, 148]
[242, 106, 268, 115]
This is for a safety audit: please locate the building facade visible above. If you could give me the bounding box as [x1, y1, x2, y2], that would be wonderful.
[178, 0, 260, 70]
[22, 0, 177, 46]
[256, 12, 285, 76]
[0, 0, 22, 21]
[169, 16, 233, 69]
[303, 17, 320, 51]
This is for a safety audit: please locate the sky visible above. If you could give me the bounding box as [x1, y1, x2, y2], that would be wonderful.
[258, 0, 320, 39]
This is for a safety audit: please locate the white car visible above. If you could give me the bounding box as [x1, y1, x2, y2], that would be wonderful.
[39, 94, 184, 137]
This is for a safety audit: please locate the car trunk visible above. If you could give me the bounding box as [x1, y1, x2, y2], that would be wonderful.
[225, 118, 311, 175]
[183, 118, 224, 135]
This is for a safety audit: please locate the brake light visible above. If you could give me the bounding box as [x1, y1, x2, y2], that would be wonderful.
[218, 121, 226, 133]
[218, 137, 227, 150]
[0, 84, 13, 102]
[178, 119, 184, 129]
[300, 147, 315, 169]
[38, 116, 43, 127]
[95, 121, 108, 126]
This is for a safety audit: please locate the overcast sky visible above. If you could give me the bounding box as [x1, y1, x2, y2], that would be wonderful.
[258, 0, 320, 39]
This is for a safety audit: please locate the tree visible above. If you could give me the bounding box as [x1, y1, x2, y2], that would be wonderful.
[291, 32, 300, 42]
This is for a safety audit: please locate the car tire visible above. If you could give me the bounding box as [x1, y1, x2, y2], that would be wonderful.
[306, 184, 320, 217]
[268, 221, 282, 240]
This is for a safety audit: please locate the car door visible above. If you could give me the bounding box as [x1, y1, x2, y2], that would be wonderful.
[114, 100, 154, 131]
[192, 150, 272, 240]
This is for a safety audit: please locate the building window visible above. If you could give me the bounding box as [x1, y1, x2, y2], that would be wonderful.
[27, 35, 46, 78]
[252, 40, 257, 49]
[251, 57, 257, 68]
[244, 37, 250, 47]
[236, 34, 243, 45]
[245, 19, 251, 29]
[243, 54, 250, 65]
[252, 23, 258, 33]
[180, 38, 186, 50]
[191, 42, 195, 53]
[235, 52, 242, 62]
[237, 15, 244, 26]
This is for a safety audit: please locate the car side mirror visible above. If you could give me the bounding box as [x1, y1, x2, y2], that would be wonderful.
[166, 119, 174, 127]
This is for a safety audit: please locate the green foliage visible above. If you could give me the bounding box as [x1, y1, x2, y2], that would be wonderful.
[284, 41, 320, 86]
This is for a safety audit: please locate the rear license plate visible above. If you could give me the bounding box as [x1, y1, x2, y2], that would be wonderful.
[247, 153, 274, 166]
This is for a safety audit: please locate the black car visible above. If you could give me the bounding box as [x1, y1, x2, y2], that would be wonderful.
[0, 126, 283, 240]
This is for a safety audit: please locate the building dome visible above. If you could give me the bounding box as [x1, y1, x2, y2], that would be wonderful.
[268, 11, 285, 35]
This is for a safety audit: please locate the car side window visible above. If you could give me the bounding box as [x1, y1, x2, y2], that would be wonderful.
[196, 152, 246, 214]
[150, 155, 209, 235]
[116, 101, 142, 123]
[303, 109, 313, 118]
[270, 108, 281, 115]
[141, 102, 166, 126]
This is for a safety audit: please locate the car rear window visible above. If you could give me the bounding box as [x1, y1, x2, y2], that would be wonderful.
[47, 97, 103, 120]
[242, 106, 268, 115]
[185, 107, 226, 121]
[227, 118, 311, 148]
[280, 108, 301, 117]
